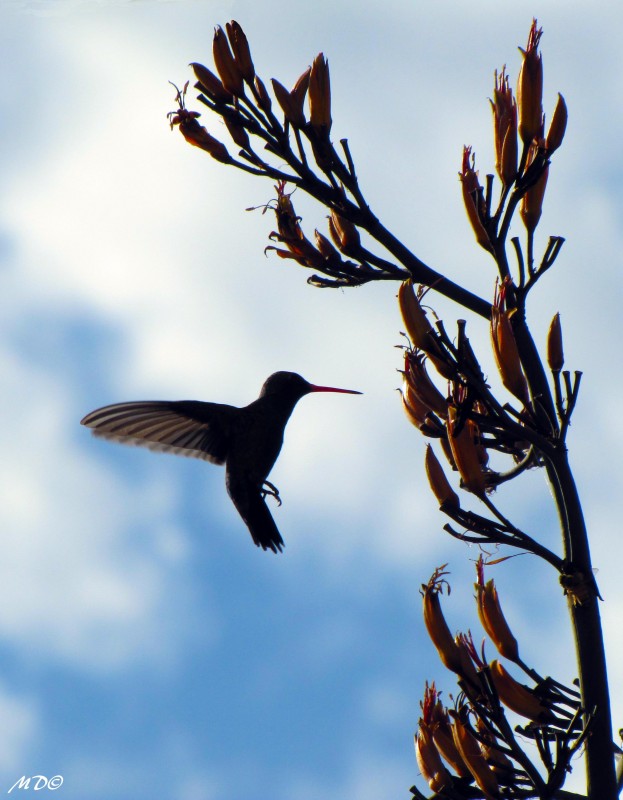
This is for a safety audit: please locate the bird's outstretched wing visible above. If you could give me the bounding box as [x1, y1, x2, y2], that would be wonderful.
[80, 400, 238, 464]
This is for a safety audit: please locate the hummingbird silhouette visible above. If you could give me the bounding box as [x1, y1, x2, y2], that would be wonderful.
[81, 371, 361, 553]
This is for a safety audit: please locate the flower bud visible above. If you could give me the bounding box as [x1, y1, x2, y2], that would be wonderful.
[546, 93, 567, 154]
[429, 703, 471, 778]
[176, 117, 231, 163]
[422, 575, 463, 675]
[491, 68, 518, 187]
[191, 62, 233, 104]
[447, 405, 487, 497]
[489, 660, 553, 721]
[476, 560, 519, 662]
[517, 20, 544, 145]
[460, 147, 494, 254]
[314, 230, 340, 260]
[212, 26, 245, 97]
[547, 312, 564, 372]
[271, 69, 310, 128]
[309, 53, 332, 134]
[415, 725, 452, 793]
[451, 717, 500, 799]
[226, 20, 255, 84]
[520, 160, 548, 233]
[490, 286, 530, 406]
[425, 445, 460, 510]
[253, 76, 272, 112]
[454, 634, 481, 690]
[328, 209, 361, 256]
[404, 352, 448, 418]
[476, 718, 514, 778]
[397, 281, 449, 366]
[401, 384, 430, 430]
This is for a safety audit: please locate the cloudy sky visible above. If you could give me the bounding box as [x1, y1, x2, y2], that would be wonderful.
[1, 1, 622, 798]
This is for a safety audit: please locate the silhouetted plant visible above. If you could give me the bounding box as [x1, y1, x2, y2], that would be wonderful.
[168, 19, 620, 800]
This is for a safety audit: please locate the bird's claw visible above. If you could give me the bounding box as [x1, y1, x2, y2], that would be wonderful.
[261, 480, 282, 506]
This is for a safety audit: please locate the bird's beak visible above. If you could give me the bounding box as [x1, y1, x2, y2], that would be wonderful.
[308, 384, 362, 395]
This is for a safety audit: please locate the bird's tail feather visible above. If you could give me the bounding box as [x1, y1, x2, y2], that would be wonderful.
[234, 492, 285, 553]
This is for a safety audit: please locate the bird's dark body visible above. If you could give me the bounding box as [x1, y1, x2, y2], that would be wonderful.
[81, 372, 360, 553]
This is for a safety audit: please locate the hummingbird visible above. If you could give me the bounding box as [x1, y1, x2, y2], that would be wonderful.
[81, 371, 361, 553]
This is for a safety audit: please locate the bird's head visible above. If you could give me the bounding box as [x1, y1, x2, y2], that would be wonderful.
[260, 372, 361, 401]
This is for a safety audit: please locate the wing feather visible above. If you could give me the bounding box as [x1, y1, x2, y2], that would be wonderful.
[81, 400, 237, 464]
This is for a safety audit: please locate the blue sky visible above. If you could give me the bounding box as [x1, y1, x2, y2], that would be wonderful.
[1, 1, 622, 798]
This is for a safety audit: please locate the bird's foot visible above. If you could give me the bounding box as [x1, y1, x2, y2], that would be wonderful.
[261, 480, 282, 506]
